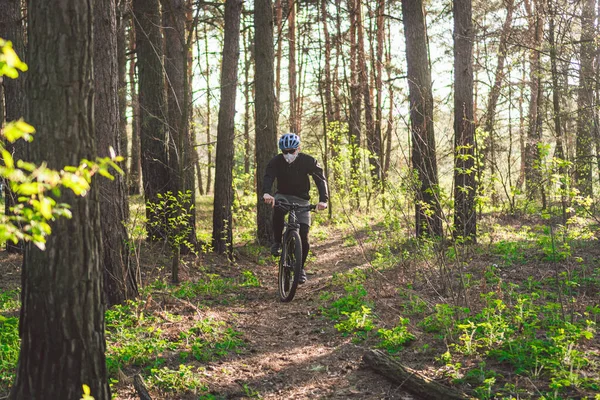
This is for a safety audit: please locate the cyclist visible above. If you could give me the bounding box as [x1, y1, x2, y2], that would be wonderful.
[262, 133, 329, 284]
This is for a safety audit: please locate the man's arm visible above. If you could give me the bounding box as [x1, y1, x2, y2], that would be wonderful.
[310, 158, 329, 203]
[262, 156, 277, 195]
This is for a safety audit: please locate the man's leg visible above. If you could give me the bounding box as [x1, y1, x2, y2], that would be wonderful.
[299, 223, 310, 283]
[299, 223, 310, 266]
[271, 207, 285, 256]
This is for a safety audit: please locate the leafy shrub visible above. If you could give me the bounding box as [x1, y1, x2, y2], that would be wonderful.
[334, 305, 375, 340]
[377, 317, 415, 353]
[148, 364, 207, 393]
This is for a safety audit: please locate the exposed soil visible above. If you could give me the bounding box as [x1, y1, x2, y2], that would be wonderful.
[112, 229, 417, 400]
[0, 227, 419, 400]
[4, 215, 598, 399]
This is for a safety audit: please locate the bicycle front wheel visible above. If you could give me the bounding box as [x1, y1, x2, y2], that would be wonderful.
[278, 230, 303, 302]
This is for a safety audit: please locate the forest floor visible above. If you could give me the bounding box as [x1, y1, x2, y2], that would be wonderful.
[110, 221, 417, 400]
[1, 209, 600, 399]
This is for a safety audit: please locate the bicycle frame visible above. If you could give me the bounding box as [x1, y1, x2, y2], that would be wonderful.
[275, 200, 315, 302]
[276, 201, 314, 230]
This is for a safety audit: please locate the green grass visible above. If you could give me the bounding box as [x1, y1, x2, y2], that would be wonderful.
[0, 290, 20, 391]
[0, 315, 18, 391]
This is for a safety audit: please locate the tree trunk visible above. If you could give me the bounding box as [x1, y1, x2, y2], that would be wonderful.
[481, 0, 514, 204]
[212, 0, 242, 256]
[243, 10, 252, 175]
[362, 350, 471, 400]
[596, 0, 600, 185]
[162, 0, 187, 189]
[274, 0, 282, 124]
[133, 0, 173, 237]
[204, 23, 213, 195]
[516, 53, 526, 190]
[11, 0, 110, 398]
[288, 0, 298, 133]
[321, 0, 333, 125]
[453, 0, 477, 242]
[319, 0, 332, 217]
[255, 0, 277, 246]
[347, 0, 362, 194]
[296, 12, 308, 135]
[117, 3, 129, 178]
[0, 0, 26, 254]
[401, 0, 443, 238]
[128, 24, 143, 195]
[357, 1, 378, 186]
[575, 0, 595, 197]
[95, 0, 138, 306]
[162, 0, 197, 257]
[375, 0, 385, 185]
[523, 0, 544, 200]
[383, 16, 393, 181]
[548, 0, 567, 222]
[333, 0, 342, 123]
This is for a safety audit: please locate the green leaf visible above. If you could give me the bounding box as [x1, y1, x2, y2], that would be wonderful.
[15, 182, 42, 195]
[97, 168, 115, 180]
[0, 39, 28, 77]
[38, 197, 54, 220]
[2, 149, 14, 169]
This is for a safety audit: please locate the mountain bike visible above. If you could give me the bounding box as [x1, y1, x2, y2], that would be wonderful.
[275, 200, 315, 302]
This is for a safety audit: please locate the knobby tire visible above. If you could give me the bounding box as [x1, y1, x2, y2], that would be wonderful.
[278, 229, 303, 302]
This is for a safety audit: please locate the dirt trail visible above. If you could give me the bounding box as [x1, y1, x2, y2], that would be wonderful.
[196, 235, 414, 400]
[0, 230, 415, 399]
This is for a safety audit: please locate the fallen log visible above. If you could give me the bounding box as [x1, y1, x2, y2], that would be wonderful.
[133, 374, 152, 400]
[362, 349, 473, 400]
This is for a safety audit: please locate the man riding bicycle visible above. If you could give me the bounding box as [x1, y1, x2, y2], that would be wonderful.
[262, 133, 329, 284]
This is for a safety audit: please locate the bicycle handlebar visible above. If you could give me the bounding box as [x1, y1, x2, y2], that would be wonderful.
[274, 200, 316, 212]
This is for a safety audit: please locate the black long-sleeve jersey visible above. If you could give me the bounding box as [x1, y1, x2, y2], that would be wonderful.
[262, 153, 329, 203]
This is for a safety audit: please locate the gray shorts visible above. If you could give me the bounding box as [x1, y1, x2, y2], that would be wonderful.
[274, 193, 311, 226]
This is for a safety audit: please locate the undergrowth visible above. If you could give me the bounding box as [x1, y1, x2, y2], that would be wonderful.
[317, 198, 600, 399]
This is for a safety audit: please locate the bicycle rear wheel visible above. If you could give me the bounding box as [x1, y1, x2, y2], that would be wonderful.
[278, 230, 303, 302]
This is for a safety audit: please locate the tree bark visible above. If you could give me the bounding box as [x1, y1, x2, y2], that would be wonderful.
[11, 0, 110, 398]
[401, 0, 443, 238]
[548, 0, 567, 222]
[516, 53, 526, 190]
[481, 0, 514, 204]
[162, 0, 187, 189]
[321, 0, 333, 125]
[274, 0, 282, 124]
[347, 0, 362, 193]
[95, 0, 138, 306]
[453, 0, 477, 242]
[255, 0, 277, 246]
[204, 23, 213, 195]
[523, 0, 544, 200]
[375, 0, 385, 185]
[575, 0, 595, 197]
[133, 374, 152, 400]
[133, 0, 173, 237]
[288, 0, 298, 134]
[0, 0, 26, 254]
[117, 2, 129, 178]
[212, 0, 242, 256]
[362, 350, 472, 400]
[128, 24, 143, 195]
[162, 0, 198, 254]
[357, 1, 378, 185]
[383, 15, 393, 181]
[243, 9, 252, 175]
